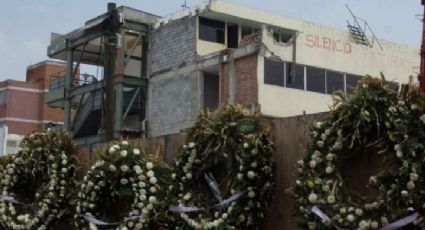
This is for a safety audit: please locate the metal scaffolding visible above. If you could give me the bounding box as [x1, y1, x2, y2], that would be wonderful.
[45, 3, 158, 145]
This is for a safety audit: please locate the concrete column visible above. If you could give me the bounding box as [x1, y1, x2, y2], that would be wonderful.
[228, 55, 236, 104]
[64, 44, 73, 131]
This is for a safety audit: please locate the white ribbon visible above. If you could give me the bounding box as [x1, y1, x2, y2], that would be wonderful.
[204, 172, 223, 203]
[0, 195, 25, 204]
[169, 191, 245, 213]
[80, 214, 143, 226]
[311, 206, 419, 230]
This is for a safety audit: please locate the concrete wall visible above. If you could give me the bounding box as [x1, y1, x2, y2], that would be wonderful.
[148, 66, 201, 137]
[150, 16, 197, 75]
[257, 23, 419, 118]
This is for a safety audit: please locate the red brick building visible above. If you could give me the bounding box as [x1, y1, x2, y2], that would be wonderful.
[0, 60, 66, 155]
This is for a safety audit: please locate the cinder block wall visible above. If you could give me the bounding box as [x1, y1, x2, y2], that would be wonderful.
[150, 17, 197, 75]
[148, 16, 199, 137]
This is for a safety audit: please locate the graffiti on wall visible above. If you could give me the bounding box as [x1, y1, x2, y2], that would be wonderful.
[305, 34, 352, 54]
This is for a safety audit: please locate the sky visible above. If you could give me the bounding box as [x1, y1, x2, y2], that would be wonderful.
[0, 0, 422, 81]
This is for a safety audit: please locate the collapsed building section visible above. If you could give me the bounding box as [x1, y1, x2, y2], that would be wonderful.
[45, 1, 420, 143]
[46, 3, 158, 145]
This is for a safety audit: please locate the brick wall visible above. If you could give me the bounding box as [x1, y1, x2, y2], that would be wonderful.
[26, 61, 66, 122]
[219, 54, 259, 105]
[150, 17, 197, 75]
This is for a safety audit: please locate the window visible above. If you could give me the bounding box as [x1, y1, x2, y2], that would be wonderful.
[326, 70, 344, 94]
[264, 58, 284, 86]
[203, 73, 219, 110]
[286, 63, 305, 90]
[227, 24, 239, 48]
[0, 91, 5, 106]
[346, 74, 363, 92]
[273, 30, 295, 43]
[306, 66, 326, 93]
[241, 26, 260, 39]
[6, 139, 19, 154]
[199, 17, 225, 44]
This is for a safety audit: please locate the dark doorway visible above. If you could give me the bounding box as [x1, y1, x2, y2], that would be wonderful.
[203, 73, 219, 110]
[227, 24, 239, 48]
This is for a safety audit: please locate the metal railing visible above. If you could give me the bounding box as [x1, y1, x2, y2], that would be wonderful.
[49, 72, 99, 91]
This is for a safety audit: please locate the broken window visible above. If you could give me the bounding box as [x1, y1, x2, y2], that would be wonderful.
[286, 62, 305, 90]
[306, 66, 326, 93]
[199, 17, 225, 44]
[264, 58, 284, 86]
[273, 29, 295, 43]
[326, 70, 344, 94]
[241, 26, 260, 39]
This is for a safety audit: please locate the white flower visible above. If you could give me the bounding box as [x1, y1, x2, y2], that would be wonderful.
[237, 173, 243, 180]
[120, 150, 128, 157]
[133, 149, 140, 155]
[120, 178, 129, 185]
[248, 191, 256, 198]
[371, 221, 379, 229]
[243, 143, 249, 149]
[148, 196, 157, 204]
[109, 165, 117, 172]
[122, 141, 129, 145]
[188, 142, 195, 148]
[89, 223, 98, 230]
[401, 190, 409, 197]
[251, 149, 258, 155]
[183, 193, 192, 200]
[247, 171, 255, 179]
[407, 181, 415, 190]
[149, 177, 158, 184]
[308, 193, 317, 203]
[61, 168, 67, 173]
[355, 208, 363, 216]
[146, 170, 155, 178]
[325, 167, 333, 174]
[133, 165, 142, 173]
[309, 160, 317, 168]
[171, 173, 176, 180]
[325, 153, 334, 161]
[317, 141, 324, 148]
[381, 217, 389, 225]
[146, 162, 154, 170]
[186, 173, 192, 179]
[347, 214, 355, 222]
[120, 165, 129, 172]
[251, 162, 258, 168]
[150, 186, 157, 193]
[396, 151, 403, 158]
[327, 195, 335, 204]
[420, 114, 425, 124]
[410, 173, 419, 181]
[333, 141, 342, 150]
[315, 122, 323, 129]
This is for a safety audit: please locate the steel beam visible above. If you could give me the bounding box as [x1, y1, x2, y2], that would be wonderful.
[64, 42, 74, 131]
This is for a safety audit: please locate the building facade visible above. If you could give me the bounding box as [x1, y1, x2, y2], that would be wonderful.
[0, 61, 65, 155]
[45, 1, 420, 142]
[147, 1, 419, 136]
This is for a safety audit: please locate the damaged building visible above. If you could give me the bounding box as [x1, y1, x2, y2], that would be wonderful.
[45, 1, 420, 144]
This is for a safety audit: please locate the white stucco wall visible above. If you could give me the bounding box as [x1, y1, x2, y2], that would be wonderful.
[257, 55, 334, 117]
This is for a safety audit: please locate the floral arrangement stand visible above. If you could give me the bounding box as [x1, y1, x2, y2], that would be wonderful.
[295, 77, 425, 229]
[168, 105, 276, 229]
[74, 140, 171, 230]
[0, 129, 77, 230]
